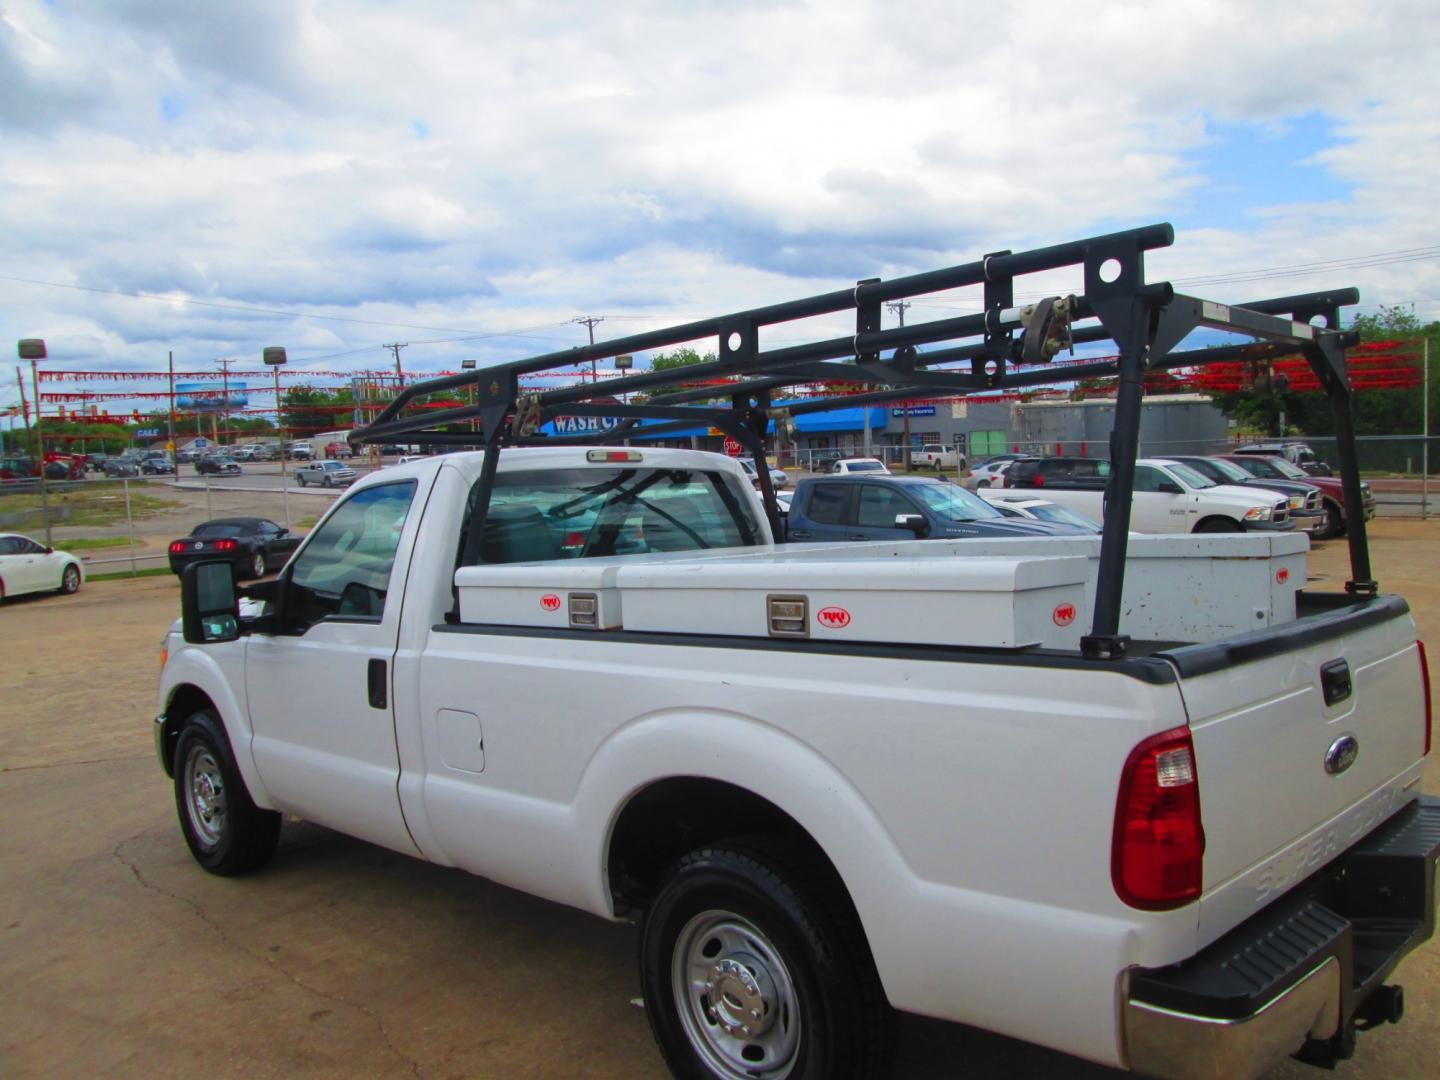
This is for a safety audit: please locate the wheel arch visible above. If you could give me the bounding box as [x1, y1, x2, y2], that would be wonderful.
[607, 777, 846, 919]
[1192, 514, 1242, 533]
[580, 713, 915, 984]
[158, 655, 275, 809]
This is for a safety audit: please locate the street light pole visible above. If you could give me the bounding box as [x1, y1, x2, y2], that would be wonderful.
[263, 347, 291, 529]
[461, 358, 477, 435]
[18, 339, 51, 546]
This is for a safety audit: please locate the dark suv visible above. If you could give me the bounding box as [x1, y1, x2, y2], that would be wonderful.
[1004, 457, 1110, 490]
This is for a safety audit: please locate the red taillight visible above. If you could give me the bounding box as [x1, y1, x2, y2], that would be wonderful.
[169, 541, 185, 553]
[1112, 726, 1204, 910]
[214, 539, 238, 551]
[1419, 640, 1432, 757]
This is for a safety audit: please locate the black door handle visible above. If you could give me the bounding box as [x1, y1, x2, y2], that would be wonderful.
[1320, 659, 1351, 706]
[367, 658, 387, 709]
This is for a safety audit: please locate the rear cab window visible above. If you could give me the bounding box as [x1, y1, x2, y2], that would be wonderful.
[465, 466, 762, 565]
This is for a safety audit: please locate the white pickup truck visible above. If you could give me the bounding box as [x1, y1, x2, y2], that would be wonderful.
[914, 443, 965, 470]
[156, 445, 1437, 1080]
[1006, 456, 1296, 534]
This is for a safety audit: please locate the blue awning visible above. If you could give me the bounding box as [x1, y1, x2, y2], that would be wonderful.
[791, 406, 887, 434]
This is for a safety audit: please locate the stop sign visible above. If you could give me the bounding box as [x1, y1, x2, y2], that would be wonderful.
[723, 437, 742, 457]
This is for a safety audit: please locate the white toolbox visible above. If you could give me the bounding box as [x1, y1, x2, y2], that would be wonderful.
[614, 554, 1091, 649]
[456, 562, 624, 629]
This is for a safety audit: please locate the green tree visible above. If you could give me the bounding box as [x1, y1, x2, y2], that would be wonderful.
[282, 385, 355, 437]
[1202, 306, 1437, 439]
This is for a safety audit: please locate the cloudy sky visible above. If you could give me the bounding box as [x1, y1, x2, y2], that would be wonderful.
[2, 0, 1438, 422]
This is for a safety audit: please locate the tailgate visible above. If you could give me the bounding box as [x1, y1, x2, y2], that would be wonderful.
[1158, 596, 1429, 947]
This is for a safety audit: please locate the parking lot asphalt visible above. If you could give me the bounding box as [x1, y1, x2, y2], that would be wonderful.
[3, 522, 1440, 1078]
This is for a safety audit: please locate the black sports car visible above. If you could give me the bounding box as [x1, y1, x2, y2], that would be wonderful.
[168, 517, 301, 579]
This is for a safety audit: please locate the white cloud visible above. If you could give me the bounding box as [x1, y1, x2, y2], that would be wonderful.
[0, 0, 1436, 407]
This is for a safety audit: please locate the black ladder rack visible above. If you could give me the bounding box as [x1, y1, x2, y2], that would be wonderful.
[350, 222, 1370, 659]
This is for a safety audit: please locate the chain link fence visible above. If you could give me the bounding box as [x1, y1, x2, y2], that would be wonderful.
[0, 461, 371, 579]
[1, 439, 1434, 582]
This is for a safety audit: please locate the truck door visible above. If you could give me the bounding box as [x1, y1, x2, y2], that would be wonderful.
[244, 479, 424, 856]
[787, 482, 855, 542]
[1130, 464, 1190, 533]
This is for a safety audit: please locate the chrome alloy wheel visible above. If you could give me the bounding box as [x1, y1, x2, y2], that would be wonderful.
[672, 910, 801, 1079]
[183, 744, 228, 848]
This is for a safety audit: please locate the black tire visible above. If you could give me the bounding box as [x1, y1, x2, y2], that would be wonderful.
[58, 564, 81, 594]
[297, 475, 307, 487]
[640, 840, 895, 1080]
[322, 475, 332, 488]
[1318, 501, 1344, 540]
[249, 551, 266, 579]
[173, 711, 281, 876]
[1195, 517, 1242, 533]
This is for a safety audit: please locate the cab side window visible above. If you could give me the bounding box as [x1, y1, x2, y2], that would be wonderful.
[806, 484, 852, 525]
[856, 485, 918, 527]
[286, 482, 417, 628]
[1132, 465, 1166, 493]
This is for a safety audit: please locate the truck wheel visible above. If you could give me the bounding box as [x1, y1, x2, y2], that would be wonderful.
[173, 711, 281, 876]
[1318, 501, 1344, 540]
[640, 841, 895, 1080]
[1195, 517, 1242, 533]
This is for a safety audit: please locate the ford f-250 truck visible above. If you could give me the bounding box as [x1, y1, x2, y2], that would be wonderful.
[155, 225, 1439, 1079]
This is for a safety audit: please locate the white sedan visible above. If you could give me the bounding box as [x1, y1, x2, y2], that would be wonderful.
[0, 533, 83, 601]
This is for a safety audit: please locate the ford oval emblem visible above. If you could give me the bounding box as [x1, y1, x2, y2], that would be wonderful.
[1324, 734, 1359, 776]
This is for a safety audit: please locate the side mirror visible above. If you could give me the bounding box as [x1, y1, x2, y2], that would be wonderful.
[895, 513, 930, 537]
[276, 527, 290, 537]
[181, 560, 241, 644]
[44, 546, 53, 554]
[1157, 480, 1184, 494]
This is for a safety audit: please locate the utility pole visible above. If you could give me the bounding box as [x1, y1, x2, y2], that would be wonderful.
[168, 351, 178, 479]
[574, 317, 604, 382]
[888, 301, 912, 470]
[1424, 337, 1430, 520]
[214, 357, 237, 446]
[384, 343, 409, 388]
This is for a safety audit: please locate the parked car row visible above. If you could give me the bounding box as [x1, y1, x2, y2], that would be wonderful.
[994, 452, 1371, 539]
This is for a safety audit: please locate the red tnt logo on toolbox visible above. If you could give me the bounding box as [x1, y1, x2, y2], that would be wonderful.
[539, 594, 562, 612]
[1053, 603, 1077, 627]
[1275, 568, 1290, 584]
[816, 606, 852, 629]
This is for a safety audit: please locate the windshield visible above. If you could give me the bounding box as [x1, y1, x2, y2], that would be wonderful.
[1198, 457, 1252, 483]
[322, 462, 347, 470]
[469, 466, 763, 564]
[845, 460, 886, 472]
[908, 481, 1003, 521]
[1269, 458, 1310, 479]
[1027, 503, 1101, 531]
[1165, 462, 1215, 489]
